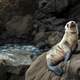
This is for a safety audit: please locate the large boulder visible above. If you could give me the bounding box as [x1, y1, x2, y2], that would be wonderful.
[25, 49, 80, 80]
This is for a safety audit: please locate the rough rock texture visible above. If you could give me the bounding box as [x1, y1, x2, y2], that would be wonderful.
[33, 0, 80, 36]
[0, 0, 80, 46]
[32, 0, 80, 50]
[6, 15, 32, 37]
[0, 64, 29, 80]
[0, 0, 80, 48]
[0, 65, 8, 80]
[33, 31, 63, 50]
[25, 51, 80, 80]
[0, 0, 32, 44]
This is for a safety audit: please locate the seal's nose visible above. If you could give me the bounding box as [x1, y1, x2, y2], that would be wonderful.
[70, 21, 76, 28]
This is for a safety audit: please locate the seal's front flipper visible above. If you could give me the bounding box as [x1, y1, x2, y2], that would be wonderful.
[48, 62, 64, 76]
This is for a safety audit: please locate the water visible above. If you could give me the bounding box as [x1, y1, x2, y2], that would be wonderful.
[0, 44, 41, 66]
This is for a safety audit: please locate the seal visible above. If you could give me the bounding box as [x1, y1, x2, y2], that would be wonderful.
[46, 21, 78, 76]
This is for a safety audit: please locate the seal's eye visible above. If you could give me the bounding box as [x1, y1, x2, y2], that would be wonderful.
[67, 24, 69, 28]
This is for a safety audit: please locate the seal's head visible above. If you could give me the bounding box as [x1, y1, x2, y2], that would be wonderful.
[65, 21, 78, 34]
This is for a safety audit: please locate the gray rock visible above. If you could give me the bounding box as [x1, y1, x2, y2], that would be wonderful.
[48, 32, 63, 46]
[6, 15, 32, 37]
[34, 31, 63, 51]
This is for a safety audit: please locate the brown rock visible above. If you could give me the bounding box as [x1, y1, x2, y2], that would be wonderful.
[25, 51, 80, 80]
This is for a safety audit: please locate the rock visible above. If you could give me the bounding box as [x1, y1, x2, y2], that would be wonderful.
[25, 44, 80, 80]
[33, 0, 80, 37]
[0, 44, 42, 80]
[6, 15, 32, 37]
[8, 74, 25, 80]
[33, 31, 63, 51]
[0, 0, 32, 44]
[0, 54, 31, 80]
[0, 0, 32, 22]
[33, 31, 50, 50]
[65, 54, 80, 80]
[34, 32, 47, 42]
[38, 0, 69, 13]
[0, 65, 7, 80]
[48, 32, 63, 46]
[0, 65, 26, 80]
[25, 52, 63, 80]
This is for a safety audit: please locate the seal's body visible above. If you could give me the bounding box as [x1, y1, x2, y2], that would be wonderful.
[46, 21, 78, 76]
